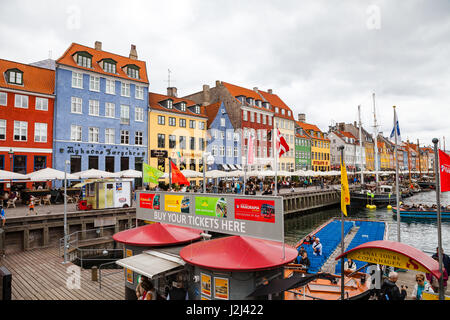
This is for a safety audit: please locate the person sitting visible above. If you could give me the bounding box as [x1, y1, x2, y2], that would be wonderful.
[137, 278, 157, 300]
[312, 238, 322, 256]
[344, 258, 357, 273]
[298, 251, 310, 272]
[303, 235, 312, 245]
[412, 273, 434, 300]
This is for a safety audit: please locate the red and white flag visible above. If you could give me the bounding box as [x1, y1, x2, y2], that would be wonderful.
[276, 129, 290, 157]
[439, 149, 450, 192]
[247, 133, 255, 165]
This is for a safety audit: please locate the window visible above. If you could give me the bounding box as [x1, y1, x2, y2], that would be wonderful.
[179, 136, 186, 149]
[88, 127, 99, 143]
[190, 137, 195, 150]
[167, 100, 173, 109]
[180, 102, 186, 112]
[211, 145, 218, 156]
[0, 92, 6, 106]
[103, 60, 116, 74]
[199, 138, 205, 151]
[179, 119, 186, 128]
[135, 86, 144, 99]
[120, 157, 129, 171]
[13, 121, 27, 141]
[106, 79, 115, 94]
[120, 105, 130, 124]
[158, 115, 165, 125]
[250, 112, 254, 122]
[89, 75, 100, 91]
[71, 125, 82, 141]
[243, 110, 248, 121]
[195, 105, 200, 114]
[105, 102, 115, 118]
[71, 97, 82, 114]
[135, 131, 143, 145]
[34, 123, 47, 142]
[281, 109, 285, 115]
[157, 134, 165, 148]
[0, 120, 6, 140]
[121, 82, 130, 97]
[76, 54, 92, 68]
[268, 116, 272, 126]
[262, 115, 266, 125]
[234, 147, 238, 157]
[34, 156, 46, 171]
[15, 95, 28, 108]
[199, 122, 205, 130]
[127, 67, 139, 79]
[169, 117, 176, 126]
[35, 97, 48, 111]
[135, 107, 144, 122]
[121, 130, 130, 144]
[13, 155, 26, 174]
[220, 118, 226, 126]
[189, 120, 196, 129]
[227, 146, 232, 157]
[105, 156, 115, 173]
[7, 70, 23, 85]
[105, 128, 115, 144]
[219, 146, 225, 157]
[227, 131, 232, 141]
[88, 156, 99, 170]
[89, 100, 100, 116]
[72, 72, 83, 88]
[220, 131, 225, 140]
[169, 135, 176, 149]
[275, 107, 279, 113]
[256, 113, 260, 123]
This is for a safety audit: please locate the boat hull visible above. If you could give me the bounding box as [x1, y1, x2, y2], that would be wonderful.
[350, 192, 398, 207]
[392, 207, 450, 219]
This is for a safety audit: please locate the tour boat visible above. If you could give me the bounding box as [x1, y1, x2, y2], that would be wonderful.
[350, 185, 398, 208]
[392, 206, 450, 220]
[283, 218, 387, 300]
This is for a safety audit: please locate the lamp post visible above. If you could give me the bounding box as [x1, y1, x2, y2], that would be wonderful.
[63, 159, 70, 264]
[8, 148, 14, 171]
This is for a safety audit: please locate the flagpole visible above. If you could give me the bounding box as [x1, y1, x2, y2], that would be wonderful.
[393, 106, 401, 242]
[432, 138, 444, 300]
[274, 123, 278, 196]
[169, 157, 172, 188]
[338, 145, 345, 300]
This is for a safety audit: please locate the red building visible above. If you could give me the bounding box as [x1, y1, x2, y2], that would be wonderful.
[0, 59, 55, 190]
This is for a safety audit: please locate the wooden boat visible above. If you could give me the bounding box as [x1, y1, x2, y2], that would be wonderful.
[350, 185, 398, 208]
[283, 218, 387, 300]
[392, 207, 450, 219]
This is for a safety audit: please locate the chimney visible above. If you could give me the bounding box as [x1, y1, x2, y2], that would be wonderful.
[215, 80, 221, 87]
[129, 44, 138, 60]
[253, 87, 258, 92]
[338, 122, 345, 131]
[95, 41, 102, 51]
[202, 85, 210, 106]
[298, 113, 306, 123]
[167, 87, 178, 98]
[268, 89, 273, 94]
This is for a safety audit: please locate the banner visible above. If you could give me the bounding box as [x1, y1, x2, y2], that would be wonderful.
[439, 149, 450, 192]
[341, 160, 350, 216]
[170, 160, 190, 186]
[234, 199, 275, 223]
[143, 163, 163, 184]
[195, 197, 227, 218]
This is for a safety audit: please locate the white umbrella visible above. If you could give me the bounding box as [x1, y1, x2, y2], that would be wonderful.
[224, 170, 245, 178]
[180, 169, 203, 178]
[292, 170, 307, 177]
[25, 167, 78, 181]
[116, 169, 142, 178]
[205, 170, 228, 178]
[73, 169, 117, 179]
[277, 170, 293, 177]
[0, 170, 29, 180]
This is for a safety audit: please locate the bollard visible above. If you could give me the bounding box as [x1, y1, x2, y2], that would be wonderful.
[91, 266, 98, 282]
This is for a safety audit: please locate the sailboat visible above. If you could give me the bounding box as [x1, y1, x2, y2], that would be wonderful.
[350, 95, 398, 208]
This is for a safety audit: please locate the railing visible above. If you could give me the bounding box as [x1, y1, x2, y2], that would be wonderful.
[78, 248, 123, 269]
[98, 261, 124, 291]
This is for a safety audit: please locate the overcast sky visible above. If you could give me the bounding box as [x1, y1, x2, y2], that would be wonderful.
[1, 0, 449, 148]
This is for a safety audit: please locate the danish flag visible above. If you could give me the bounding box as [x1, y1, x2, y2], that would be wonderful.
[276, 129, 290, 157]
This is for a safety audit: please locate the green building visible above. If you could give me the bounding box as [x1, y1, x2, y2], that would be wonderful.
[295, 126, 311, 171]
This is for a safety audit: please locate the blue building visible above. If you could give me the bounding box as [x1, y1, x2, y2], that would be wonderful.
[204, 101, 241, 171]
[53, 41, 148, 177]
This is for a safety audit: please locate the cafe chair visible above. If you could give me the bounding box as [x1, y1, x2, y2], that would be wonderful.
[6, 197, 17, 208]
[33, 197, 42, 206]
[42, 194, 52, 205]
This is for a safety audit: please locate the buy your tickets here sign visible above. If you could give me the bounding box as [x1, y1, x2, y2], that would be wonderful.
[137, 192, 284, 242]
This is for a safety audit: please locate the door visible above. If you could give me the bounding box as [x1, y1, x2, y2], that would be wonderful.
[106, 183, 114, 208]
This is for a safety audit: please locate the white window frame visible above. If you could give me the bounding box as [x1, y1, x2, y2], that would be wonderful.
[13, 120, 27, 141]
[211, 145, 218, 157]
[34, 122, 47, 143]
[71, 72, 83, 89]
[0, 119, 6, 140]
[135, 107, 144, 122]
[135, 131, 143, 145]
[120, 130, 130, 145]
[243, 110, 248, 121]
[88, 127, 99, 143]
[121, 82, 130, 97]
[71, 125, 82, 142]
[0, 92, 6, 106]
[219, 146, 225, 157]
[226, 146, 232, 157]
[89, 75, 100, 92]
[71, 97, 82, 114]
[135, 86, 144, 100]
[220, 118, 226, 127]
[106, 79, 115, 95]
[89, 100, 100, 116]
[234, 147, 238, 157]
[15, 94, 28, 109]
[120, 105, 130, 124]
[105, 102, 115, 118]
[35, 97, 48, 111]
[105, 128, 115, 144]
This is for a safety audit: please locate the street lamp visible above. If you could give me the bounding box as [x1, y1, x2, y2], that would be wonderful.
[63, 159, 70, 264]
[8, 148, 14, 171]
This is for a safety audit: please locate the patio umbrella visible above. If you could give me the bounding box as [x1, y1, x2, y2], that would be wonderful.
[115, 169, 142, 178]
[205, 170, 228, 178]
[180, 169, 203, 178]
[24, 167, 78, 181]
[72, 169, 117, 179]
[224, 170, 245, 178]
[0, 170, 29, 181]
[278, 171, 293, 177]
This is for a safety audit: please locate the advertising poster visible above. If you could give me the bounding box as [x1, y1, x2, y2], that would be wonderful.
[201, 273, 212, 297]
[234, 199, 276, 223]
[165, 195, 190, 213]
[195, 197, 227, 218]
[139, 193, 160, 210]
[214, 277, 229, 300]
[125, 249, 133, 284]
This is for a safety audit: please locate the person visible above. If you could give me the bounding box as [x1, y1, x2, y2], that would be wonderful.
[28, 198, 36, 216]
[137, 277, 157, 300]
[298, 251, 310, 272]
[379, 271, 407, 300]
[426, 256, 449, 293]
[344, 258, 357, 273]
[412, 273, 434, 300]
[236, 182, 241, 194]
[312, 237, 322, 256]
[290, 185, 295, 193]
[432, 247, 450, 276]
[296, 246, 306, 263]
[0, 205, 5, 228]
[303, 235, 312, 245]
[166, 280, 188, 300]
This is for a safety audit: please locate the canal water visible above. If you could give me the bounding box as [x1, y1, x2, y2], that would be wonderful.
[284, 190, 450, 255]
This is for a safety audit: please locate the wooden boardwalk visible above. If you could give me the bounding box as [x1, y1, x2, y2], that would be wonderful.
[1, 247, 124, 300]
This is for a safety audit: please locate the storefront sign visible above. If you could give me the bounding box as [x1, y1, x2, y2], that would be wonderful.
[151, 150, 168, 158]
[136, 192, 284, 242]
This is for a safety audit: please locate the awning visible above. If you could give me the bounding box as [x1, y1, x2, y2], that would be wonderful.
[235, 164, 242, 170]
[72, 182, 88, 188]
[221, 164, 230, 171]
[115, 250, 185, 279]
[229, 164, 237, 170]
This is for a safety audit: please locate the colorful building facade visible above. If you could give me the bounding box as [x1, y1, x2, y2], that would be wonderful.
[53, 42, 149, 176]
[294, 125, 311, 171]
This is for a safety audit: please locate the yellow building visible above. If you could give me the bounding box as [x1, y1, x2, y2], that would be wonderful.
[377, 141, 390, 170]
[148, 89, 208, 185]
[297, 119, 330, 171]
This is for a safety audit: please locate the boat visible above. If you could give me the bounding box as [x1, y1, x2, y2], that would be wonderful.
[350, 185, 398, 208]
[284, 218, 387, 300]
[392, 206, 450, 220]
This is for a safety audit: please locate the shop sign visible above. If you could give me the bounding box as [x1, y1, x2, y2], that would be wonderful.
[136, 192, 284, 242]
[151, 150, 168, 158]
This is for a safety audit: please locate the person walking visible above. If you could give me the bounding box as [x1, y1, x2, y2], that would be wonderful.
[380, 271, 407, 300]
[0, 205, 5, 228]
[426, 256, 449, 294]
[28, 198, 36, 216]
[432, 247, 450, 276]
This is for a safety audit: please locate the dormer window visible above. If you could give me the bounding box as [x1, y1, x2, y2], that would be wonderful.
[6, 69, 23, 85]
[246, 97, 254, 106]
[275, 107, 279, 113]
[126, 65, 140, 79]
[281, 109, 285, 115]
[263, 102, 270, 109]
[180, 102, 186, 112]
[102, 59, 117, 74]
[195, 105, 200, 114]
[256, 100, 262, 108]
[167, 100, 173, 109]
[74, 52, 92, 68]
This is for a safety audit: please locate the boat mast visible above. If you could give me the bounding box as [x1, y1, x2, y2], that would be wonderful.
[358, 105, 364, 184]
[372, 93, 379, 186]
[417, 139, 422, 178]
[393, 106, 401, 243]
